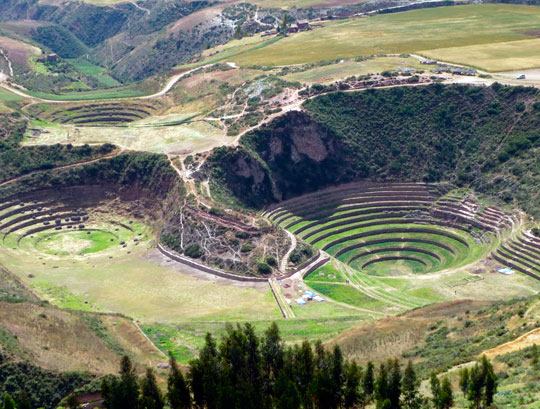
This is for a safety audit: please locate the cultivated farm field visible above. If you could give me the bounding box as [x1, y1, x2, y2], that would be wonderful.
[232, 4, 540, 71]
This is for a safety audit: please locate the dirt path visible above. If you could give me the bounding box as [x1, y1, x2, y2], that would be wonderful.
[482, 327, 540, 360]
[0, 48, 14, 77]
[0, 64, 216, 104]
[280, 230, 297, 272]
[0, 149, 123, 188]
[130, 1, 150, 14]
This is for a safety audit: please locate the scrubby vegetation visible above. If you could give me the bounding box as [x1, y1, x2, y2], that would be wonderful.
[0, 117, 116, 183]
[205, 84, 540, 217]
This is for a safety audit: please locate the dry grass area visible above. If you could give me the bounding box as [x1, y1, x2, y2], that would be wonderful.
[23, 120, 229, 155]
[232, 4, 540, 68]
[421, 38, 540, 72]
[329, 300, 488, 364]
[101, 316, 166, 365]
[0, 35, 41, 68]
[0, 301, 121, 374]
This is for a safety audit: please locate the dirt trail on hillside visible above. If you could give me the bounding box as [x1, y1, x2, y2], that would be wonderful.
[482, 327, 540, 359]
[0, 149, 123, 188]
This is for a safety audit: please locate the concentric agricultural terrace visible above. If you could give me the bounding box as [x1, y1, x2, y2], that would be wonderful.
[265, 182, 540, 280]
[0, 187, 147, 257]
[39, 101, 160, 126]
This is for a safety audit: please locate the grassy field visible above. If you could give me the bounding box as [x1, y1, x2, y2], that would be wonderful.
[421, 38, 540, 72]
[23, 119, 229, 154]
[231, 4, 540, 69]
[0, 221, 281, 322]
[282, 56, 426, 84]
[67, 59, 122, 88]
[143, 315, 369, 364]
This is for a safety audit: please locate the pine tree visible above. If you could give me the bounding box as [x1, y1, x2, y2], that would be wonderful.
[458, 368, 469, 397]
[481, 356, 497, 409]
[189, 333, 219, 409]
[344, 361, 363, 409]
[275, 373, 301, 409]
[439, 377, 453, 409]
[430, 373, 441, 409]
[467, 364, 484, 409]
[363, 362, 375, 401]
[140, 368, 164, 409]
[388, 359, 401, 409]
[120, 356, 140, 409]
[2, 393, 16, 409]
[331, 346, 345, 408]
[375, 363, 389, 408]
[401, 361, 421, 409]
[262, 322, 284, 384]
[167, 352, 191, 409]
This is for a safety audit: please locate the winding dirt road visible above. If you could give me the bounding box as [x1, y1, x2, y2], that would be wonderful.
[0, 149, 124, 188]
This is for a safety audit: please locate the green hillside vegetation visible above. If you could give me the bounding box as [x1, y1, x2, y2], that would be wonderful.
[205, 84, 540, 218]
[0, 116, 116, 183]
[31, 26, 88, 59]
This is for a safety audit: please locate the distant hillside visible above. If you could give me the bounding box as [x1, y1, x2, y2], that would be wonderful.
[204, 84, 540, 217]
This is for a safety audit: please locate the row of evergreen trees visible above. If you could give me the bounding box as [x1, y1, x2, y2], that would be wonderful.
[97, 323, 497, 409]
[0, 323, 498, 409]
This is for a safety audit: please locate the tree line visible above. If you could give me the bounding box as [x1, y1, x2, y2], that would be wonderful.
[0, 323, 499, 409]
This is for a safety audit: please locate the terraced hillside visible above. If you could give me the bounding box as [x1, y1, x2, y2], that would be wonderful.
[265, 182, 509, 277]
[0, 186, 149, 257]
[32, 101, 160, 125]
[492, 231, 540, 281]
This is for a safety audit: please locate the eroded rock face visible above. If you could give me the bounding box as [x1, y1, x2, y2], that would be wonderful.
[204, 111, 350, 208]
[291, 122, 329, 162]
[233, 156, 265, 184]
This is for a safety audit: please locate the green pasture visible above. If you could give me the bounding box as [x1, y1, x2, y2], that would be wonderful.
[307, 282, 388, 311]
[68, 59, 122, 87]
[25, 87, 147, 101]
[0, 226, 281, 322]
[232, 4, 540, 70]
[143, 316, 368, 364]
[0, 88, 23, 102]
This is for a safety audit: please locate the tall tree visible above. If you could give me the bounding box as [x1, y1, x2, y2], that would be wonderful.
[140, 368, 164, 409]
[430, 373, 441, 409]
[262, 322, 284, 386]
[167, 352, 191, 409]
[344, 361, 363, 409]
[102, 356, 140, 409]
[481, 356, 496, 409]
[401, 361, 421, 409]
[189, 333, 219, 409]
[363, 362, 375, 402]
[388, 359, 401, 409]
[375, 363, 389, 408]
[120, 356, 140, 409]
[459, 368, 469, 397]
[331, 346, 345, 407]
[467, 364, 484, 409]
[439, 377, 454, 409]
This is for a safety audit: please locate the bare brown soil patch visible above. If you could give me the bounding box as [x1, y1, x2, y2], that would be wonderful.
[0, 35, 40, 67]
